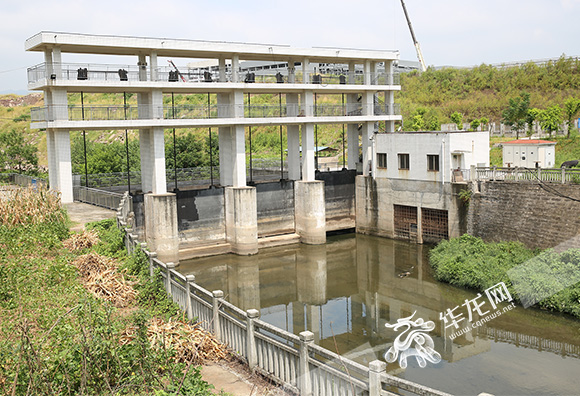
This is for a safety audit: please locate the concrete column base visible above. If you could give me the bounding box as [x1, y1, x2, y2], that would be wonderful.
[225, 187, 258, 255]
[144, 193, 179, 264]
[295, 180, 326, 244]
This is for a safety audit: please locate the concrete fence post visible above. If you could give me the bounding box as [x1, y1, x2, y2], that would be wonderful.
[148, 252, 157, 278]
[246, 309, 260, 370]
[369, 360, 386, 396]
[185, 275, 195, 320]
[470, 165, 476, 181]
[492, 165, 497, 181]
[125, 228, 133, 253]
[515, 168, 519, 182]
[562, 167, 566, 184]
[537, 167, 541, 181]
[212, 290, 224, 339]
[299, 330, 314, 396]
[165, 262, 176, 296]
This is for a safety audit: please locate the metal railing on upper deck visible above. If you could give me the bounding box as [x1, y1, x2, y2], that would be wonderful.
[31, 103, 401, 122]
[27, 62, 400, 86]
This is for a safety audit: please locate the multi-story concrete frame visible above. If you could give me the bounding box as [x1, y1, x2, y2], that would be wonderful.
[26, 32, 401, 257]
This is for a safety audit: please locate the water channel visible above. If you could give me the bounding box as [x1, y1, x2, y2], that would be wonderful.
[179, 233, 580, 395]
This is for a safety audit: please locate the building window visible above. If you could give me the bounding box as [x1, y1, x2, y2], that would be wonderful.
[398, 153, 410, 170]
[427, 154, 440, 171]
[377, 153, 387, 168]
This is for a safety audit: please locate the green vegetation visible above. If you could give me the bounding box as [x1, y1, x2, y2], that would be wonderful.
[0, 128, 39, 174]
[0, 187, 221, 395]
[430, 235, 580, 318]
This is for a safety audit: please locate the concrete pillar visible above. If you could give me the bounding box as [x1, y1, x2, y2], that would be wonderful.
[232, 55, 240, 83]
[295, 180, 325, 244]
[46, 129, 57, 190]
[144, 193, 179, 264]
[225, 186, 258, 255]
[385, 60, 396, 132]
[233, 125, 246, 187]
[362, 90, 375, 176]
[303, 58, 310, 84]
[347, 61, 359, 170]
[150, 52, 158, 81]
[364, 60, 371, 85]
[218, 127, 233, 186]
[301, 91, 315, 181]
[151, 127, 167, 194]
[138, 54, 147, 81]
[54, 130, 73, 203]
[287, 93, 301, 180]
[219, 57, 227, 82]
[287, 59, 296, 83]
[301, 124, 316, 181]
[139, 129, 153, 193]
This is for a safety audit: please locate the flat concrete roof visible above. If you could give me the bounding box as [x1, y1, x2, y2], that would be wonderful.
[25, 32, 399, 63]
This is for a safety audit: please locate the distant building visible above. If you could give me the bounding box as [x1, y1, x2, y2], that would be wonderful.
[502, 139, 556, 168]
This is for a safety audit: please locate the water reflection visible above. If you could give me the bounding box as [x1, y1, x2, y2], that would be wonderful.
[179, 234, 580, 395]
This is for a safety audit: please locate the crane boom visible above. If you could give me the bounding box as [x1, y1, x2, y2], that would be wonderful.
[400, 0, 427, 72]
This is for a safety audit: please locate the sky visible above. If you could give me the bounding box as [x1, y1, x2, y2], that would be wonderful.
[1, 0, 579, 94]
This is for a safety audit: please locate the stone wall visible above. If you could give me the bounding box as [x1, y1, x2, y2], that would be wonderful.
[468, 181, 580, 249]
[316, 169, 357, 231]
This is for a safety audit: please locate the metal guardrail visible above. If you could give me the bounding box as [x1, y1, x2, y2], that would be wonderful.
[27, 62, 401, 87]
[73, 186, 125, 210]
[31, 103, 401, 122]
[0, 173, 48, 189]
[116, 200, 451, 396]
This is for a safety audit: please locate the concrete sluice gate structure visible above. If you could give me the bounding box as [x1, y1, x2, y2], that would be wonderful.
[26, 32, 487, 263]
[25, 31, 403, 262]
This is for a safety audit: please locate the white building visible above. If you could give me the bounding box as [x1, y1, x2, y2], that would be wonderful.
[502, 139, 556, 168]
[373, 131, 489, 182]
[356, 131, 489, 244]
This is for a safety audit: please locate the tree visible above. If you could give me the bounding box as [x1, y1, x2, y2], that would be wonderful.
[470, 119, 481, 131]
[0, 129, 38, 173]
[480, 117, 489, 131]
[450, 112, 463, 130]
[537, 105, 563, 138]
[526, 108, 540, 136]
[563, 97, 580, 137]
[165, 132, 205, 169]
[502, 92, 530, 139]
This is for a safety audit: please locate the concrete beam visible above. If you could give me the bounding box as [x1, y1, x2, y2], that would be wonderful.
[225, 186, 258, 255]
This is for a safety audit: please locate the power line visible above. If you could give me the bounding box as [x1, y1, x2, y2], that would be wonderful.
[0, 66, 27, 74]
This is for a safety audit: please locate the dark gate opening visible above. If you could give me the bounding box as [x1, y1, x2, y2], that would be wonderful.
[422, 208, 449, 243]
[394, 204, 418, 240]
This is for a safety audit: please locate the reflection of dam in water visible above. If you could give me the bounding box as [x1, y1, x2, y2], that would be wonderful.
[179, 234, 580, 395]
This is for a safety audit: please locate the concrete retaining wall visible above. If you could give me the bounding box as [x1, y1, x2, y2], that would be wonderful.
[468, 181, 580, 249]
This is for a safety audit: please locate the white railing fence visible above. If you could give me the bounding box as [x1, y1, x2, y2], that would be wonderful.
[116, 193, 451, 396]
[469, 166, 580, 184]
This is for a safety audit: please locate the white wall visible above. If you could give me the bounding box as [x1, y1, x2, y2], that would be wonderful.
[374, 131, 489, 182]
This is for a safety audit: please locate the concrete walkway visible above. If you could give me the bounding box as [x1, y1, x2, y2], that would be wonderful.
[64, 202, 117, 232]
[65, 201, 270, 396]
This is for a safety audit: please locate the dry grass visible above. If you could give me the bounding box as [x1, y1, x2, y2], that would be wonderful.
[63, 230, 100, 251]
[120, 317, 228, 365]
[72, 252, 137, 307]
[0, 185, 65, 226]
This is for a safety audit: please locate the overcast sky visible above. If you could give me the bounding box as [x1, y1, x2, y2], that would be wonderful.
[1, 0, 579, 94]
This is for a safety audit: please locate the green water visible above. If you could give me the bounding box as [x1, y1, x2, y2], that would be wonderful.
[179, 233, 580, 395]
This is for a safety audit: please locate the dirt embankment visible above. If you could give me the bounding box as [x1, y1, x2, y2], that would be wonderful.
[0, 93, 43, 107]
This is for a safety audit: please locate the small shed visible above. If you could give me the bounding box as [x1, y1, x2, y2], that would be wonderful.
[502, 139, 556, 168]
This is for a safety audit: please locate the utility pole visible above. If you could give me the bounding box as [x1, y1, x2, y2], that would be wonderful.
[400, 0, 427, 72]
